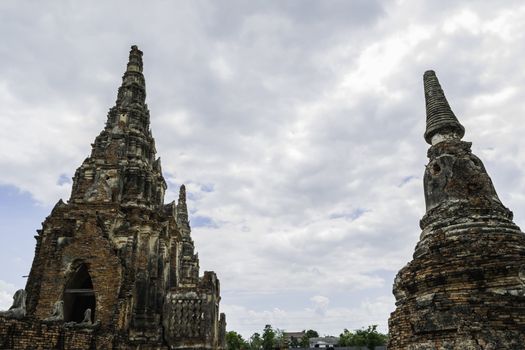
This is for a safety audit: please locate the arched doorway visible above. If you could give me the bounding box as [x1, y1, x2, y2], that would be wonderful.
[63, 264, 96, 323]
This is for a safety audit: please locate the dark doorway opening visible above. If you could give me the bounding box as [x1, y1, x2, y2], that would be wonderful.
[63, 264, 95, 322]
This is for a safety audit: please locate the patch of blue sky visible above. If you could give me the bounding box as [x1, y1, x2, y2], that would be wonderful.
[187, 191, 198, 201]
[56, 173, 72, 186]
[398, 175, 417, 187]
[0, 185, 51, 289]
[192, 215, 219, 228]
[329, 208, 369, 221]
[164, 175, 181, 188]
[200, 183, 215, 193]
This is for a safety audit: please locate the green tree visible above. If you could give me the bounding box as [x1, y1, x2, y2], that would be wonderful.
[290, 337, 300, 348]
[299, 335, 309, 348]
[338, 325, 387, 350]
[226, 331, 248, 350]
[262, 325, 276, 350]
[338, 329, 352, 347]
[304, 330, 319, 339]
[300, 329, 319, 348]
[249, 332, 263, 350]
[274, 328, 285, 349]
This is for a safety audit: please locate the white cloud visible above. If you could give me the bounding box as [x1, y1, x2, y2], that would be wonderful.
[0, 280, 17, 311]
[310, 295, 330, 315]
[1, 0, 525, 339]
[209, 56, 235, 81]
[223, 295, 393, 338]
[443, 9, 482, 34]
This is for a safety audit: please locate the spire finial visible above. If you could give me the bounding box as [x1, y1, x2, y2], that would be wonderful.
[178, 184, 186, 205]
[114, 45, 147, 108]
[127, 45, 143, 73]
[423, 70, 465, 144]
[177, 185, 189, 229]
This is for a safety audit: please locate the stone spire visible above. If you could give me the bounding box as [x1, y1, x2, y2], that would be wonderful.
[177, 185, 190, 233]
[423, 70, 465, 144]
[176, 184, 199, 286]
[115, 45, 146, 109]
[69, 45, 166, 207]
[388, 71, 525, 349]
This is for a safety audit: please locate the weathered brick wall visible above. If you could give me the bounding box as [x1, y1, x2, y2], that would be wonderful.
[388, 227, 525, 349]
[0, 317, 96, 350]
[0, 317, 172, 350]
[32, 216, 123, 327]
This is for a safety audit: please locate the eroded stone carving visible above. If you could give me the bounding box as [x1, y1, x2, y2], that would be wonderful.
[80, 308, 92, 325]
[0, 289, 26, 319]
[44, 300, 64, 321]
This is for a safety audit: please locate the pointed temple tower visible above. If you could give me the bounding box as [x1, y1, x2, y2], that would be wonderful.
[388, 71, 525, 349]
[0, 46, 226, 350]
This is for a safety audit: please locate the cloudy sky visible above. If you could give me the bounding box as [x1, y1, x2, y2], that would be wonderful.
[2, 0, 525, 338]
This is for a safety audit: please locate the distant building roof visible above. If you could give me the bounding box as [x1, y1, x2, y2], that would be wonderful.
[309, 336, 339, 348]
[283, 331, 305, 339]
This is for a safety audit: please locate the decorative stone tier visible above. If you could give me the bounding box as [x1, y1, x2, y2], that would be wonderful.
[0, 316, 115, 350]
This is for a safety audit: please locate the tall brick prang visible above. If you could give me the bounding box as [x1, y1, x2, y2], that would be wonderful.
[0, 46, 226, 350]
[388, 71, 525, 349]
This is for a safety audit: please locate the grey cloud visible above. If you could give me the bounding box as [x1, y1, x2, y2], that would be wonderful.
[2, 0, 525, 338]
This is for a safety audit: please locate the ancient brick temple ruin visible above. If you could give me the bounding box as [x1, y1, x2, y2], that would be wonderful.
[388, 71, 525, 349]
[0, 46, 226, 350]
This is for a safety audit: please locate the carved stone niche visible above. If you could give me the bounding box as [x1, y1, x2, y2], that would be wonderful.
[63, 263, 96, 324]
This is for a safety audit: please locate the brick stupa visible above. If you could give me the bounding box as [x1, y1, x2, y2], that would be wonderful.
[388, 71, 525, 349]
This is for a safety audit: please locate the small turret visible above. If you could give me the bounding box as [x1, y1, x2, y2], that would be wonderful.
[423, 70, 465, 144]
[177, 185, 190, 234]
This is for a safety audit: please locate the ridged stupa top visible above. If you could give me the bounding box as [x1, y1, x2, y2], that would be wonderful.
[423, 70, 465, 144]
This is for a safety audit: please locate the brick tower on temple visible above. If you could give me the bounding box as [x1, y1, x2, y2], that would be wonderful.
[388, 71, 525, 349]
[0, 46, 226, 350]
